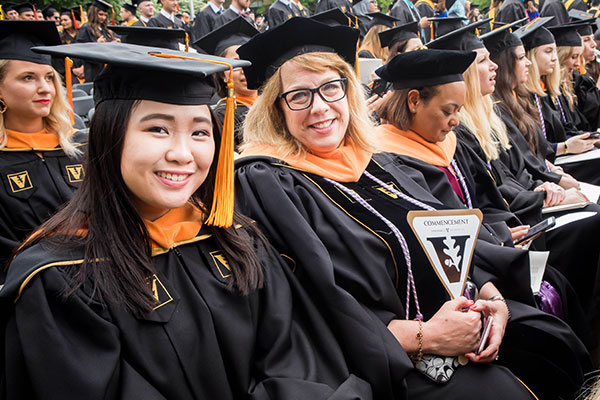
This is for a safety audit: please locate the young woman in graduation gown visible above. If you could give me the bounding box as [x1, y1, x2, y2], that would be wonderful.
[0, 42, 373, 400]
[0, 21, 87, 271]
[194, 17, 259, 152]
[235, 17, 548, 400]
[518, 18, 600, 184]
[74, 1, 119, 82]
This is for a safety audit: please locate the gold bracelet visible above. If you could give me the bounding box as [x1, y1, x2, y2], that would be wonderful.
[410, 318, 424, 363]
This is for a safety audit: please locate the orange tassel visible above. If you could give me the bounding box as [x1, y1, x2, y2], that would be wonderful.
[578, 57, 587, 75]
[148, 52, 235, 228]
[32, 4, 38, 20]
[71, 10, 80, 29]
[65, 57, 75, 126]
[176, 2, 180, 11]
[185, 32, 189, 52]
[430, 22, 434, 39]
[111, 5, 115, 25]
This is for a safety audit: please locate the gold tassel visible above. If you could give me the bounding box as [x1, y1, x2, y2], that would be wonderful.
[80, 5, 87, 24]
[205, 74, 235, 227]
[65, 57, 75, 125]
[185, 32, 189, 52]
[0, 5, 5, 20]
[147, 52, 235, 228]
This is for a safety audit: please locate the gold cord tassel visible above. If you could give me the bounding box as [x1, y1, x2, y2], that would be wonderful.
[65, 57, 75, 125]
[205, 73, 235, 227]
[185, 33, 189, 52]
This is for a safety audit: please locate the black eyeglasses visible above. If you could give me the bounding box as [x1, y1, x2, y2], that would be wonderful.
[279, 78, 348, 111]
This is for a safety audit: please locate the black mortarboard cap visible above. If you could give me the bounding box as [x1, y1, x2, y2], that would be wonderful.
[568, 9, 595, 22]
[133, 0, 152, 5]
[310, 8, 353, 26]
[429, 16, 468, 38]
[91, 0, 112, 12]
[376, 48, 476, 89]
[122, 3, 137, 14]
[237, 17, 359, 90]
[61, 6, 81, 20]
[108, 25, 184, 50]
[14, 2, 34, 14]
[0, 20, 60, 65]
[514, 17, 555, 51]
[480, 17, 527, 57]
[427, 18, 490, 51]
[378, 21, 418, 48]
[41, 5, 58, 18]
[31, 42, 250, 105]
[194, 17, 259, 56]
[548, 23, 583, 46]
[3, 3, 17, 12]
[566, 16, 595, 35]
[366, 12, 400, 28]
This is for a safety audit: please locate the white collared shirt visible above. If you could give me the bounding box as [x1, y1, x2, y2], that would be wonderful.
[160, 8, 175, 22]
[208, 2, 224, 14]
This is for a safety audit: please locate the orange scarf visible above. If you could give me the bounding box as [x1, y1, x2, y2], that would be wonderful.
[5, 128, 60, 149]
[241, 139, 373, 182]
[376, 124, 457, 167]
[144, 203, 204, 250]
[235, 93, 258, 107]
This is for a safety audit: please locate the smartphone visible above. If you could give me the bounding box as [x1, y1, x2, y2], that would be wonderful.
[476, 316, 494, 355]
[514, 216, 556, 246]
[586, 132, 600, 139]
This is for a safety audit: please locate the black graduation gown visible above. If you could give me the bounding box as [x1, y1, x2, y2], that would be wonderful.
[192, 5, 221, 41]
[0, 230, 374, 400]
[564, 0, 588, 11]
[536, 93, 600, 184]
[218, 8, 254, 26]
[453, 124, 598, 331]
[236, 153, 590, 400]
[415, 0, 434, 42]
[494, 0, 527, 24]
[540, 0, 570, 24]
[0, 131, 87, 269]
[452, 124, 600, 322]
[574, 70, 600, 131]
[314, 0, 353, 15]
[147, 12, 185, 29]
[266, 0, 295, 30]
[132, 18, 148, 27]
[389, 0, 419, 24]
[213, 99, 249, 151]
[496, 102, 561, 182]
[74, 25, 115, 81]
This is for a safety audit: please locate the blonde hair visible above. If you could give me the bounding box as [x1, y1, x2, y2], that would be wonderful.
[459, 61, 510, 161]
[242, 52, 376, 158]
[0, 60, 81, 157]
[359, 25, 390, 62]
[557, 45, 581, 111]
[525, 46, 560, 97]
